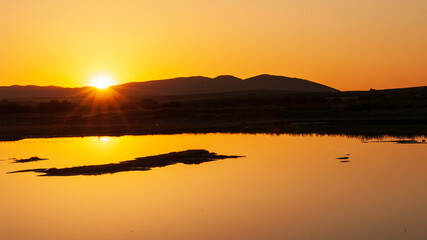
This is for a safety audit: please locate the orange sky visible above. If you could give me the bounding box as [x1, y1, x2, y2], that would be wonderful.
[0, 0, 426, 90]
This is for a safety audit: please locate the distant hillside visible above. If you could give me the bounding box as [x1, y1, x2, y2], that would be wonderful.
[0, 74, 338, 100]
[112, 74, 338, 96]
[0, 85, 92, 100]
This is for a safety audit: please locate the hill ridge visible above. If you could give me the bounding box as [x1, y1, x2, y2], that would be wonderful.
[0, 74, 338, 99]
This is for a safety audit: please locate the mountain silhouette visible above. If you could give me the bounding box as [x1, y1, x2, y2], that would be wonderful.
[0, 74, 338, 99]
[112, 74, 338, 96]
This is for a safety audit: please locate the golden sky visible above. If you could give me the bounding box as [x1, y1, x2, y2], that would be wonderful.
[0, 0, 426, 90]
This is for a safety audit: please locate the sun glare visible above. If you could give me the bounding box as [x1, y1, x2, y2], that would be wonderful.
[90, 75, 115, 89]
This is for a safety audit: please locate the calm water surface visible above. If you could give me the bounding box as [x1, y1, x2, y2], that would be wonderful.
[0, 134, 426, 240]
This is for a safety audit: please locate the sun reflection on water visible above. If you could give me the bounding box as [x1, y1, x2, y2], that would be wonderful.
[98, 136, 110, 143]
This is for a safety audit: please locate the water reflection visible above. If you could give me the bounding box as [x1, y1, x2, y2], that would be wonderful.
[366, 139, 427, 144]
[1, 123, 426, 143]
[0, 133, 426, 240]
[98, 136, 110, 143]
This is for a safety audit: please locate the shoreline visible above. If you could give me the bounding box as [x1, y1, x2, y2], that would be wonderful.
[2, 121, 426, 141]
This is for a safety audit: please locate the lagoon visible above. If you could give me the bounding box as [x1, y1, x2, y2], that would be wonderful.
[1, 133, 426, 240]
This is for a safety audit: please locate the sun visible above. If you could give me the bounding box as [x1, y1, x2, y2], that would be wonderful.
[89, 75, 115, 89]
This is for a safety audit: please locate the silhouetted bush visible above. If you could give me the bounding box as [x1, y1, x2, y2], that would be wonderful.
[161, 101, 182, 108]
[0, 103, 32, 113]
[37, 100, 75, 112]
[140, 98, 158, 110]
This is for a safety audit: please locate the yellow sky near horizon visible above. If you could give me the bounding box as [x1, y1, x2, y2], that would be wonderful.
[0, 0, 426, 90]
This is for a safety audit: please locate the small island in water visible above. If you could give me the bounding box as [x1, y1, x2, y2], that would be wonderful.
[8, 150, 243, 177]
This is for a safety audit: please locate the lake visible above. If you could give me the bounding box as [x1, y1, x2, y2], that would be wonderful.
[1, 133, 426, 240]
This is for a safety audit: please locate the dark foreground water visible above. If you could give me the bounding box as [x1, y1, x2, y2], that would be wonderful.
[0, 133, 426, 240]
